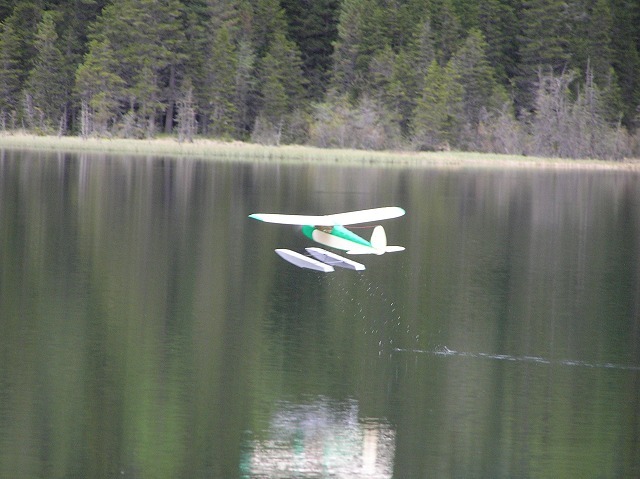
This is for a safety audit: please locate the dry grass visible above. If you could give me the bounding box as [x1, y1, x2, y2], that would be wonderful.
[1, 132, 639, 171]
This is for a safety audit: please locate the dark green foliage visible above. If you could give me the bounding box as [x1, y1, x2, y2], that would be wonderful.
[515, 0, 573, 111]
[75, 37, 125, 134]
[412, 60, 464, 149]
[570, 0, 614, 84]
[450, 29, 509, 128]
[331, 0, 386, 97]
[255, 34, 304, 125]
[477, 0, 518, 84]
[86, 0, 187, 136]
[0, 0, 639, 157]
[2, 2, 42, 86]
[0, 0, 16, 21]
[280, 0, 339, 100]
[251, 0, 288, 56]
[330, 0, 368, 96]
[0, 20, 21, 116]
[429, 0, 463, 63]
[203, 25, 238, 136]
[26, 11, 69, 131]
[609, 0, 640, 126]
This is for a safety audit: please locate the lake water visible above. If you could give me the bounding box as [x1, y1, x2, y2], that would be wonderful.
[1, 149, 639, 478]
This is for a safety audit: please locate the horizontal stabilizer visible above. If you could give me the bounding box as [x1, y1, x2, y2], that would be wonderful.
[275, 249, 334, 272]
[347, 245, 405, 255]
[305, 247, 366, 271]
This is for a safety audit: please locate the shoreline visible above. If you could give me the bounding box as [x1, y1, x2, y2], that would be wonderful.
[1, 133, 639, 171]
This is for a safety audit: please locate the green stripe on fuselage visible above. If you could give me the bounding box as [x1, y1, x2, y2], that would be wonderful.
[302, 224, 371, 247]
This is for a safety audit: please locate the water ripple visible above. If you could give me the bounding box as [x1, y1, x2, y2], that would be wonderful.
[393, 347, 640, 371]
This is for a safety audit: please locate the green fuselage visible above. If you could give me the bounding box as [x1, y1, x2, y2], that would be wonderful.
[301, 225, 371, 247]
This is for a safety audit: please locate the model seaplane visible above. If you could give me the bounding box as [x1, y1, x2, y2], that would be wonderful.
[248, 206, 405, 272]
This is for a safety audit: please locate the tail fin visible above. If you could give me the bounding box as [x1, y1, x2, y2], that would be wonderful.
[370, 225, 387, 250]
[347, 225, 405, 254]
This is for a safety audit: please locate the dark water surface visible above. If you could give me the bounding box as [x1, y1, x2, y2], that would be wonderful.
[1, 149, 639, 478]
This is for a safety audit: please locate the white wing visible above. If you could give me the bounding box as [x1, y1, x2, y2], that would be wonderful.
[248, 213, 332, 225]
[249, 206, 405, 226]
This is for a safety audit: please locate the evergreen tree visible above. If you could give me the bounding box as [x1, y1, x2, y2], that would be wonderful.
[26, 11, 68, 132]
[391, 0, 431, 50]
[0, 1, 16, 21]
[569, 0, 613, 84]
[412, 18, 436, 78]
[203, 25, 238, 136]
[449, 29, 509, 129]
[181, 0, 211, 98]
[331, 0, 365, 95]
[412, 59, 463, 149]
[75, 38, 125, 135]
[609, 0, 640, 126]
[429, 0, 462, 63]
[369, 46, 396, 105]
[478, 0, 518, 84]
[451, 0, 479, 31]
[388, 49, 421, 135]
[88, 0, 186, 136]
[0, 20, 20, 118]
[599, 66, 624, 124]
[331, 0, 381, 97]
[251, 0, 288, 57]
[280, 0, 339, 100]
[516, 0, 572, 111]
[258, 31, 305, 123]
[233, 38, 256, 137]
[2, 2, 42, 87]
[369, 46, 418, 136]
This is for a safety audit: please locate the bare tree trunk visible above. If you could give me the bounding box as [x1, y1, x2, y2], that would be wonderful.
[80, 100, 91, 139]
[164, 63, 176, 134]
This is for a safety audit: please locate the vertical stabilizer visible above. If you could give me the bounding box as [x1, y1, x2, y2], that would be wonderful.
[370, 225, 387, 250]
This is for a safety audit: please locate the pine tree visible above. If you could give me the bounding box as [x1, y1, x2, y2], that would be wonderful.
[388, 49, 421, 135]
[429, 0, 462, 64]
[610, 0, 640, 126]
[229, 38, 256, 138]
[75, 38, 125, 135]
[258, 31, 305, 123]
[516, 0, 572, 111]
[280, 0, 339, 100]
[88, 0, 186, 136]
[412, 60, 463, 149]
[26, 11, 68, 132]
[0, 20, 20, 118]
[566, 0, 613, 90]
[411, 18, 436, 80]
[2, 2, 42, 84]
[203, 25, 238, 137]
[331, 0, 364, 95]
[0, 1, 16, 21]
[331, 0, 379, 97]
[368, 46, 418, 136]
[451, 0, 480, 31]
[252, 0, 288, 57]
[478, 0, 518, 84]
[449, 29, 509, 128]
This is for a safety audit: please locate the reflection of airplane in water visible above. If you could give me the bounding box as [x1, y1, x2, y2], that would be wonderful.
[241, 398, 395, 478]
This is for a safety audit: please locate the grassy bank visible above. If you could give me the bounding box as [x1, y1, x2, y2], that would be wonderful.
[1, 133, 639, 171]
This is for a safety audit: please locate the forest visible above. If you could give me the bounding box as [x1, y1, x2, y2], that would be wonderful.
[0, 0, 639, 159]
